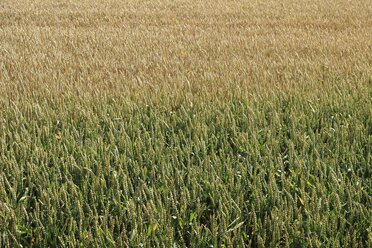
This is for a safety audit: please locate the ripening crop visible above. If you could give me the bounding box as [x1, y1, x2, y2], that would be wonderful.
[0, 0, 371, 247]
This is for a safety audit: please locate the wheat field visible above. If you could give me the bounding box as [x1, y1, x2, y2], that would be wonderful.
[0, 0, 371, 247]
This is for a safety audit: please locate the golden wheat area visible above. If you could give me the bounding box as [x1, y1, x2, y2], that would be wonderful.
[0, 0, 371, 247]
